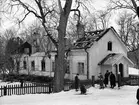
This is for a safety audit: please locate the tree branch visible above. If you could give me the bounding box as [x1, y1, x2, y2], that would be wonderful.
[131, 0, 137, 10]
[58, 0, 63, 13]
[16, 0, 42, 19]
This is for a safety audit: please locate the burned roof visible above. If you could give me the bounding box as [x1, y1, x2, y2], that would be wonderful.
[73, 28, 111, 49]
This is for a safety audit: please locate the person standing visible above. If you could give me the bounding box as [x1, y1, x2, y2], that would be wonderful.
[104, 70, 110, 87]
[98, 73, 104, 89]
[110, 72, 116, 89]
[75, 73, 80, 91]
[136, 88, 139, 104]
[118, 72, 121, 89]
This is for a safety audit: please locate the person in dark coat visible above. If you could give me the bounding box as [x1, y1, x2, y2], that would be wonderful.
[110, 72, 116, 89]
[75, 74, 80, 91]
[117, 72, 121, 89]
[98, 73, 104, 89]
[104, 70, 110, 87]
[80, 84, 86, 94]
[136, 88, 139, 104]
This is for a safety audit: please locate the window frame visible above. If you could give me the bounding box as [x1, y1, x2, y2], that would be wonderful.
[107, 41, 112, 51]
[41, 59, 45, 71]
[31, 61, 35, 71]
[23, 60, 27, 69]
[78, 62, 84, 74]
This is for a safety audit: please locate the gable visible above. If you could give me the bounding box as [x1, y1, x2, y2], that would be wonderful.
[88, 27, 128, 54]
[72, 27, 127, 52]
[110, 27, 128, 52]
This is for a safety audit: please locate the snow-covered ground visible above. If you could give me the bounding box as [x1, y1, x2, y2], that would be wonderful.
[1, 66, 139, 105]
[0, 84, 138, 105]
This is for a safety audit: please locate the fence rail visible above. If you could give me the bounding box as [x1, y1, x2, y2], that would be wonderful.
[0, 81, 92, 97]
[0, 83, 52, 97]
[129, 75, 139, 85]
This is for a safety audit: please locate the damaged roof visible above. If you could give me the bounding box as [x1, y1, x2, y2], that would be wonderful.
[73, 27, 111, 49]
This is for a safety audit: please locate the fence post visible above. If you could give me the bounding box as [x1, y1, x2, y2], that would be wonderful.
[20, 79, 23, 88]
[92, 76, 95, 87]
[49, 83, 52, 93]
[118, 73, 121, 88]
[4, 86, 7, 96]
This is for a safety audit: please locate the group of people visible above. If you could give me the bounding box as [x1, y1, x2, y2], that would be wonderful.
[98, 70, 116, 89]
[74, 71, 117, 94]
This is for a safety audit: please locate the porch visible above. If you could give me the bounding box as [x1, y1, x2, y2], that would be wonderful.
[98, 53, 134, 80]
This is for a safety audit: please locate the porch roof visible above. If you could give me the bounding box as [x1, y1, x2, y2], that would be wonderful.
[98, 53, 134, 66]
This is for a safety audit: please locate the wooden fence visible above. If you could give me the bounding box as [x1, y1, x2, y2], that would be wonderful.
[0, 81, 92, 97]
[129, 75, 139, 85]
[0, 83, 52, 97]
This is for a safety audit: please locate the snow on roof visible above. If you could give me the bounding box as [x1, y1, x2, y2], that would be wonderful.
[128, 67, 139, 75]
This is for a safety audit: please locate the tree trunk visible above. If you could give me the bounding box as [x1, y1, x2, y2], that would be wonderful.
[53, 0, 72, 92]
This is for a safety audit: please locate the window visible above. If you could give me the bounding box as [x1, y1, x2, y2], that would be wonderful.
[23, 61, 27, 69]
[24, 48, 29, 54]
[107, 41, 112, 51]
[17, 61, 20, 71]
[52, 61, 55, 72]
[78, 62, 84, 74]
[41, 60, 45, 71]
[31, 61, 35, 71]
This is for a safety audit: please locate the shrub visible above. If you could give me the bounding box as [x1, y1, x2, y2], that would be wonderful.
[2, 73, 53, 83]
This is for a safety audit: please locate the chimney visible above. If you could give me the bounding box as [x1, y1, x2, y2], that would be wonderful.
[76, 22, 85, 39]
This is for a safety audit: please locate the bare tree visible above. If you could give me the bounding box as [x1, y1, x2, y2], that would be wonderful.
[1, 0, 91, 92]
[116, 11, 137, 50]
[96, 9, 111, 29]
[108, 0, 139, 68]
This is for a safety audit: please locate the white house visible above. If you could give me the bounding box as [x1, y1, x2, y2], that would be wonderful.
[14, 27, 134, 81]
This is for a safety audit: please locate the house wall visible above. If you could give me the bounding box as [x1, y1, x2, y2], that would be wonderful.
[69, 50, 87, 80]
[18, 53, 56, 77]
[88, 29, 127, 80]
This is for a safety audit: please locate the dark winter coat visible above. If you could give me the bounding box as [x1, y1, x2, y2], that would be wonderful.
[110, 73, 116, 87]
[80, 84, 86, 94]
[136, 88, 139, 100]
[98, 74, 104, 88]
[75, 75, 79, 89]
[104, 72, 110, 85]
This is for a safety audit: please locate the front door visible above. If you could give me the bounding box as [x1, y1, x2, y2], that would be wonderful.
[119, 63, 124, 78]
